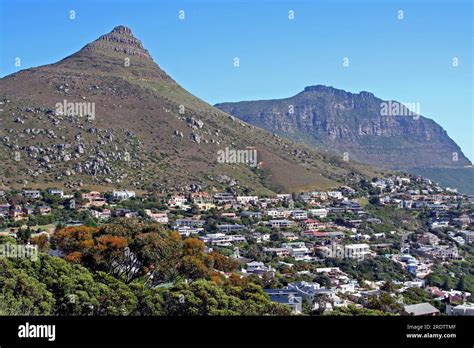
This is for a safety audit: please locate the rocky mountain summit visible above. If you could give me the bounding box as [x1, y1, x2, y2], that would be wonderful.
[82, 25, 153, 60]
[0, 26, 385, 193]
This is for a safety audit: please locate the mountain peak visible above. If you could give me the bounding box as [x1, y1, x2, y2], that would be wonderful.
[82, 25, 153, 61]
[302, 85, 375, 99]
[111, 25, 133, 35]
[303, 85, 336, 93]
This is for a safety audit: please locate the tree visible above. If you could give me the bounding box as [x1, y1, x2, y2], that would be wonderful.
[207, 251, 238, 273]
[366, 293, 402, 313]
[30, 234, 50, 251]
[163, 279, 290, 316]
[442, 278, 450, 290]
[402, 288, 432, 305]
[313, 294, 332, 315]
[313, 273, 332, 287]
[17, 227, 32, 244]
[0, 259, 55, 315]
[457, 276, 465, 292]
[163, 280, 235, 316]
[179, 256, 211, 281]
[52, 226, 97, 259]
[381, 280, 397, 293]
[129, 283, 165, 315]
[135, 231, 184, 284]
[91, 234, 132, 281]
[94, 272, 138, 315]
[369, 195, 380, 205]
[326, 304, 392, 316]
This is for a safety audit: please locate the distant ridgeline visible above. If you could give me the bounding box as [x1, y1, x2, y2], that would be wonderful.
[216, 85, 472, 194]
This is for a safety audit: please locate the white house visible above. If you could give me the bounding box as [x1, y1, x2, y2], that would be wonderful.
[168, 195, 188, 208]
[327, 191, 343, 200]
[48, 189, 64, 197]
[113, 190, 136, 200]
[244, 261, 274, 275]
[251, 232, 270, 243]
[266, 209, 288, 219]
[276, 194, 292, 201]
[282, 242, 310, 260]
[291, 210, 308, 220]
[269, 219, 294, 229]
[446, 303, 474, 316]
[23, 190, 41, 199]
[344, 243, 372, 259]
[431, 221, 449, 229]
[200, 233, 246, 246]
[177, 226, 203, 237]
[308, 208, 328, 218]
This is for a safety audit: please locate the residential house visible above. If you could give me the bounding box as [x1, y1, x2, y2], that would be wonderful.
[344, 243, 372, 259]
[173, 219, 205, 229]
[145, 210, 168, 224]
[200, 233, 246, 246]
[168, 195, 188, 208]
[177, 226, 203, 237]
[22, 205, 35, 216]
[217, 224, 245, 233]
[38, 205, 52, 215]
[301, 219, 322, 230]
[276, 194, 293, 201]
[266, 208, 288, 219]
[264, 289, 302, 314]
[9, 205, 24, 220]
[281, 232, 299, 241]
[459, 230, 474, 244]
[236, 196, 258, 205]
[308, 208, 328, 218]
[191, 192, 215, 211]
[240, 211, 262, 220]
[264, 247, 291, 258]
[112, 190, 136, 200]
[213, 192, 236, 205]
[269, 219, 294, 229]
[251, 232, 270, 243]
[291, 210, 308, 220]
[244, 261, 275, 277]
[23, 190, 41, 199]
[403, 303, 440, 316]
[48, 189, 64, 198]
[446, 303, 474, 316]
[82, 191, 107, 207]
[90, 209, 111, 220]
[327, 191, 343, 200]
[282, 242, 310, 260]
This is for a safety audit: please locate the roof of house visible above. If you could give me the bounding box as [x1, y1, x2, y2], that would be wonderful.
[404, 302, 440, 316]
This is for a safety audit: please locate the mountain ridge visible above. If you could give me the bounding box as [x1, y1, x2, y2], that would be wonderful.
[0, 26, 388, 194]
[215, 85, 473, 193]
[215, 85, 471, 169]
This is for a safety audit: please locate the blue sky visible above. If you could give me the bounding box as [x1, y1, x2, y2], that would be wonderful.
[1, 0, 472, 161]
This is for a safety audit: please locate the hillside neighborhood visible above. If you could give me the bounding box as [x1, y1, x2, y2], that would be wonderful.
[1, 173, 473, 316]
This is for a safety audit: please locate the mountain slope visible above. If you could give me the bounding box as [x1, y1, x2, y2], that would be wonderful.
[215, 85, 472, 192]
[0, 26, 386, 194]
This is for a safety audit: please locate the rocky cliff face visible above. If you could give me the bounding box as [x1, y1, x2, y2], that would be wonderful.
[216, 85, 471, 170]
